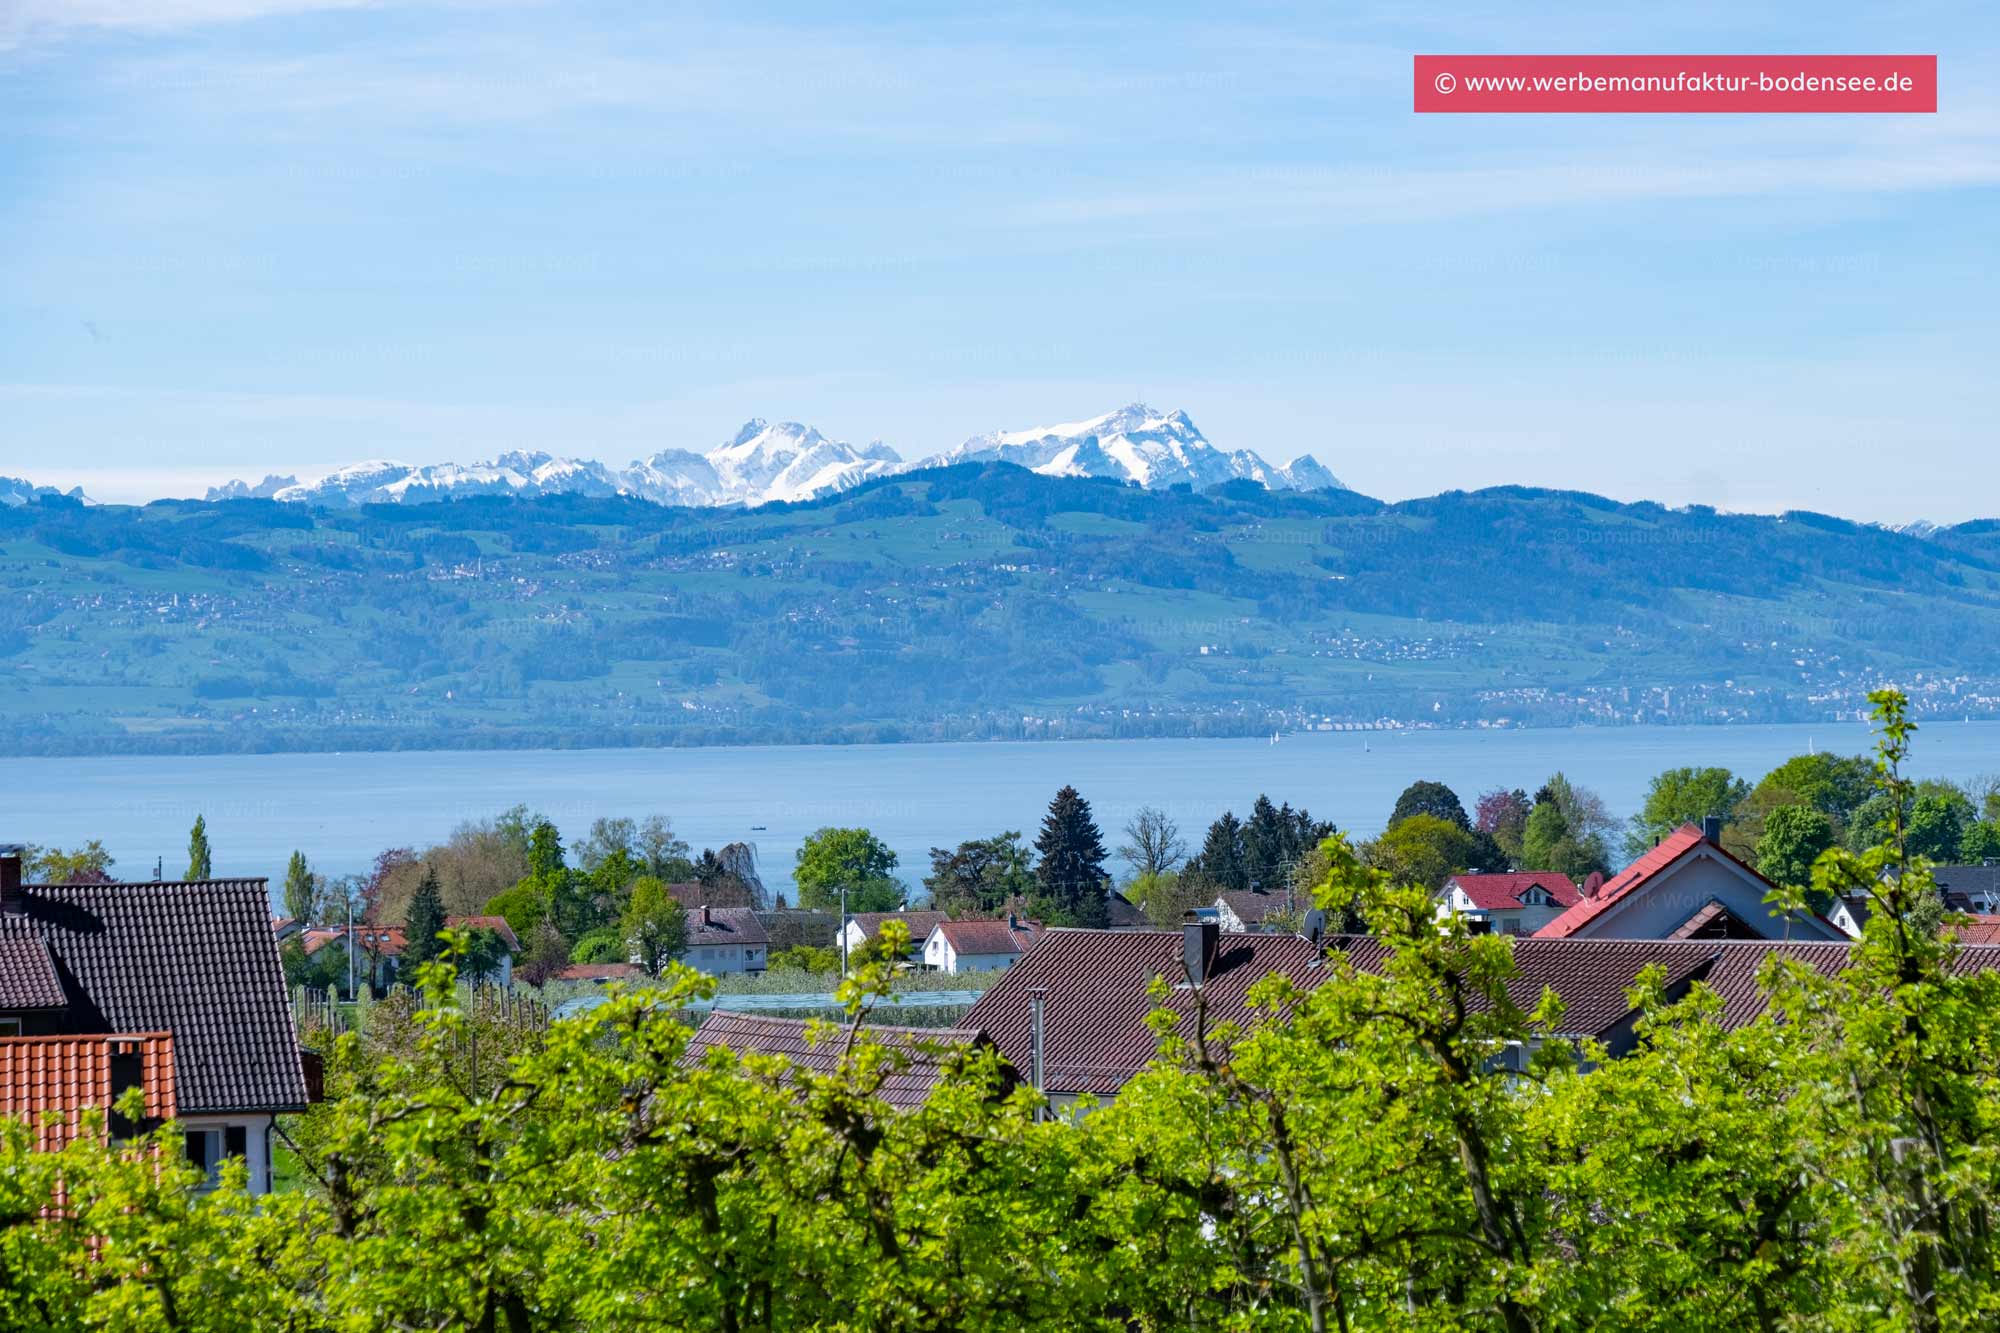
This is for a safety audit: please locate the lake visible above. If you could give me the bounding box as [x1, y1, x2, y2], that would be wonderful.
[11, 721, 1997, 898]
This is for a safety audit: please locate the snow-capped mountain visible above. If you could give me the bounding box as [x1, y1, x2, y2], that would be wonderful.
[934, 404, 1341, 492]
[1, 476, 90, 506]
[201, 404, 1342, 509]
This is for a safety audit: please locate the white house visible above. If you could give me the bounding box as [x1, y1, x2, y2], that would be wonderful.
[921, 916, 1044, 974]
[1535, 820, 1847, 942]
[682, 905, 768, 975]
[837, 910, 948, 960]
[1435, 872, 1580, 937]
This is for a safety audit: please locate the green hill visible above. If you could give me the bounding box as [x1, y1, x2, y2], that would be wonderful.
[3, 465, 1997, 754]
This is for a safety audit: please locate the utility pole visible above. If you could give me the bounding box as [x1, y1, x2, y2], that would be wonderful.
[346, 897, 356, 1002]
[839, 886, 849, 976]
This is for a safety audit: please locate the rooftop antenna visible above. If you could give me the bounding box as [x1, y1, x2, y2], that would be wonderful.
[153, 855, 162, 882]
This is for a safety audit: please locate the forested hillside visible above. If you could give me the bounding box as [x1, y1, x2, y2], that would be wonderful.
[3, 464, 1997, 754]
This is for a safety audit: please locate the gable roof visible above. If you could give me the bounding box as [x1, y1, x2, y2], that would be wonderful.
[0, 1033, 177, 1152]
[553, 962, 646, 982]
[7, 881, 308, 1115]
[1105, 892, 1148, 930]
[962, 928, 1323, 1096]
[1445, 872, 1581, 912]
[931, 917, 1042, 957]
[447, 915, 520, 952]
[685, 906, 768, 947]
[1533, 824, 1805, 940]
[0, 935, 65, 1010]
[847, 911, 949, 947]
[685, 1010, 994, 1111]
[1215, 891, 1294, 926]
[1933, 864, 2000, 906]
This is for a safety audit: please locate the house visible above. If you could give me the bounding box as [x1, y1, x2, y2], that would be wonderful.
[683, 1009, 1004, 1111]
[1105, 892, 1150, 931]
[298, 915, 520, 989]
[1436, 872, 1580, 936]
[962, 922, 1321, 1105]
[1934, 863, 2000, 913]
[1213, 891, 1299, 934]
[921, 916, 1044, 974]
[1533, 819, 1847, 942]
[837, 911, 949, 960]
[0, 846, 311, 1193]
[683, 905, 768, 975]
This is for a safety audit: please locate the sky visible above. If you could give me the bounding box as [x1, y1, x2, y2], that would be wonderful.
[2, 1, 1996, 522]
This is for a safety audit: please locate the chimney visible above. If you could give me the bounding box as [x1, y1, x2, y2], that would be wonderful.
[699, 904, 711, 928]
[1007, 911, 1018, 930]
[1183, 920, 1219, 987]
[0, 845, 22, 914]
[1701, 815, 1724, 846]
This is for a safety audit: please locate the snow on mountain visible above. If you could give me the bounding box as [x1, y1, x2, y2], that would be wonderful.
[932, 403, 1343, 492]
[0, 476, 90, 506]
[200, 404, 1341, 509]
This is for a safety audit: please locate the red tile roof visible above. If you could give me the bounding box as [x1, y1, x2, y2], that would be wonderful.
[932, 917, 1043, 957]
[962, 928, 1323, 1096]
[1445, 872, 1580, 912]
[686, 1010, 996, 1111]
[1954, 915, 2000, 946]
[1535, 824, 1774, 939]
[0, 1033, 177, 1152]
[447, 915, 520, 952]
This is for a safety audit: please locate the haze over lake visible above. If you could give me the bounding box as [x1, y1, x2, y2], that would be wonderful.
[16, 721, 1997, 901]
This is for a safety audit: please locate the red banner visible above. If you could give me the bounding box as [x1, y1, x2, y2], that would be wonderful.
[1414, 55, 1937, 114]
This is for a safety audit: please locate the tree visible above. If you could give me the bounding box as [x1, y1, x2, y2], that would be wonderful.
[622, 876, 689, 973]
[795, 827, 902, 913]
[575, 817, 636, 872]
[1752, 752, 1875, 823]
[515, 915, 572, 986]
[1362, 813, 1480, 892]
[1118, 807, 1186, 880]
[185, 815, 211, 881]
[1519, 797, 1609, 881]
[1964, 820, 2000, 862]
[1628, 766, 1750, 859]
[1033, 785, 1109, 927]
[1476, 788, 1533, 862]
[1186, 811, 1248, 894]
[637, 814, 694, 880]
[569, 926, 626, 964]
[1126, 869, 1212, 929]
[924, 833, 1033, 917]
[402, 868, 447, 968]
[1756, 804, 1835, 891]
[1907, 791, 1969, 862]
[26, 840, 115, 884]
[1389, 780, 1470, 831]
[282, 850, 317, 923]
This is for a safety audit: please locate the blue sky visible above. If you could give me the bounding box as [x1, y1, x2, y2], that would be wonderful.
[2, 1, 1996, 521]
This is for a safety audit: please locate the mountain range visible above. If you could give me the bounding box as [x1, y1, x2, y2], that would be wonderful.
[202, 404, 1342, 508]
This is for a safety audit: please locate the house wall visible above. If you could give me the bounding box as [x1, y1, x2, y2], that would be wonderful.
[1438, 886, 1565, 937]
[181, 1113, 276, 1195]
[684, 942, 767, 975]
[1568, 851, 1843, 940]
[946, 950, 1018, 974]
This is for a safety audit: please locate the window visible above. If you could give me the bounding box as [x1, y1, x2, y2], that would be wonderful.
[1501, 917, 1521, 934]
[0, 1017, 21, 1037]
[184, 1126, 249, 1188]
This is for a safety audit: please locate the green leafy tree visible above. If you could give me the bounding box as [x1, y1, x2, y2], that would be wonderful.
[1908, 790, 1969, 862]
[1963, 820, 2000, 862]
[1125, 868, 1211, 929]
[1475, 787, 1533, 862]
[1752, 751, 1875, 823]
[569, 926, 626, 964]
[1755, 803, 1835, 891]
[1628, 765, 1750, 859]
[923, 833, 1032, 917]
[402, 867, 447, 968]
[623, 875, 690, 972]
[185, 814, 212, 881]
[25, 840, 115, 884]
[282, 849, 316, 922]
[1388, 779, 1470, 830]
[1362, 812, 1480, 892]
[1033, 785, 1109, 927]
[795, 827, 902, 913]
[1519, 796, 1609, 881]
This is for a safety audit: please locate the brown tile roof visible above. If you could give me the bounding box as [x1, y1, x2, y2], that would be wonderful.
[685, 906, 768, 947]
[1445, 872, 1580, 911]
[686, 1010, 993, 1111]
[847, 911, 949, 947]
[962, 928, 1324, 1097]
[933, 917, 1042, 957]
[0, 935, 65, 1010]
[0, 1033, 177, 1152]
[553, 962, 646, 982]
[447, 915, 520, 952]
[7, 880, 308, 1116]
[1216, 891, 1294, 925]
[1105, 892, 1148, 929]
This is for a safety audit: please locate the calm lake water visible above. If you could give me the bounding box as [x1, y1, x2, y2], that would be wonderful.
[12, 721, 1997, 900]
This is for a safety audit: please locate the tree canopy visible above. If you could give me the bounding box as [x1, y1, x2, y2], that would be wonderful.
[795, 827, 903, 913]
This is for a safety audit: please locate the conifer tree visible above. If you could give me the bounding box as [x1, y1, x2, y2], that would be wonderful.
[283, 850, 316, 922]
[1033, 785, 1108, 927]
[402, 867, 447, 968]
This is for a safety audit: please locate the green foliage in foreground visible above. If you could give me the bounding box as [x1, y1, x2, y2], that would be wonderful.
[6, 692, 2000, 1330]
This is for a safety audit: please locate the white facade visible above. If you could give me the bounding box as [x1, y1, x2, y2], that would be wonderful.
[182, 1113, 277, 1195]
[921, 928, 1023, 974]
[1556, 846, 1846, 941]
[683, 940, 767, 975]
